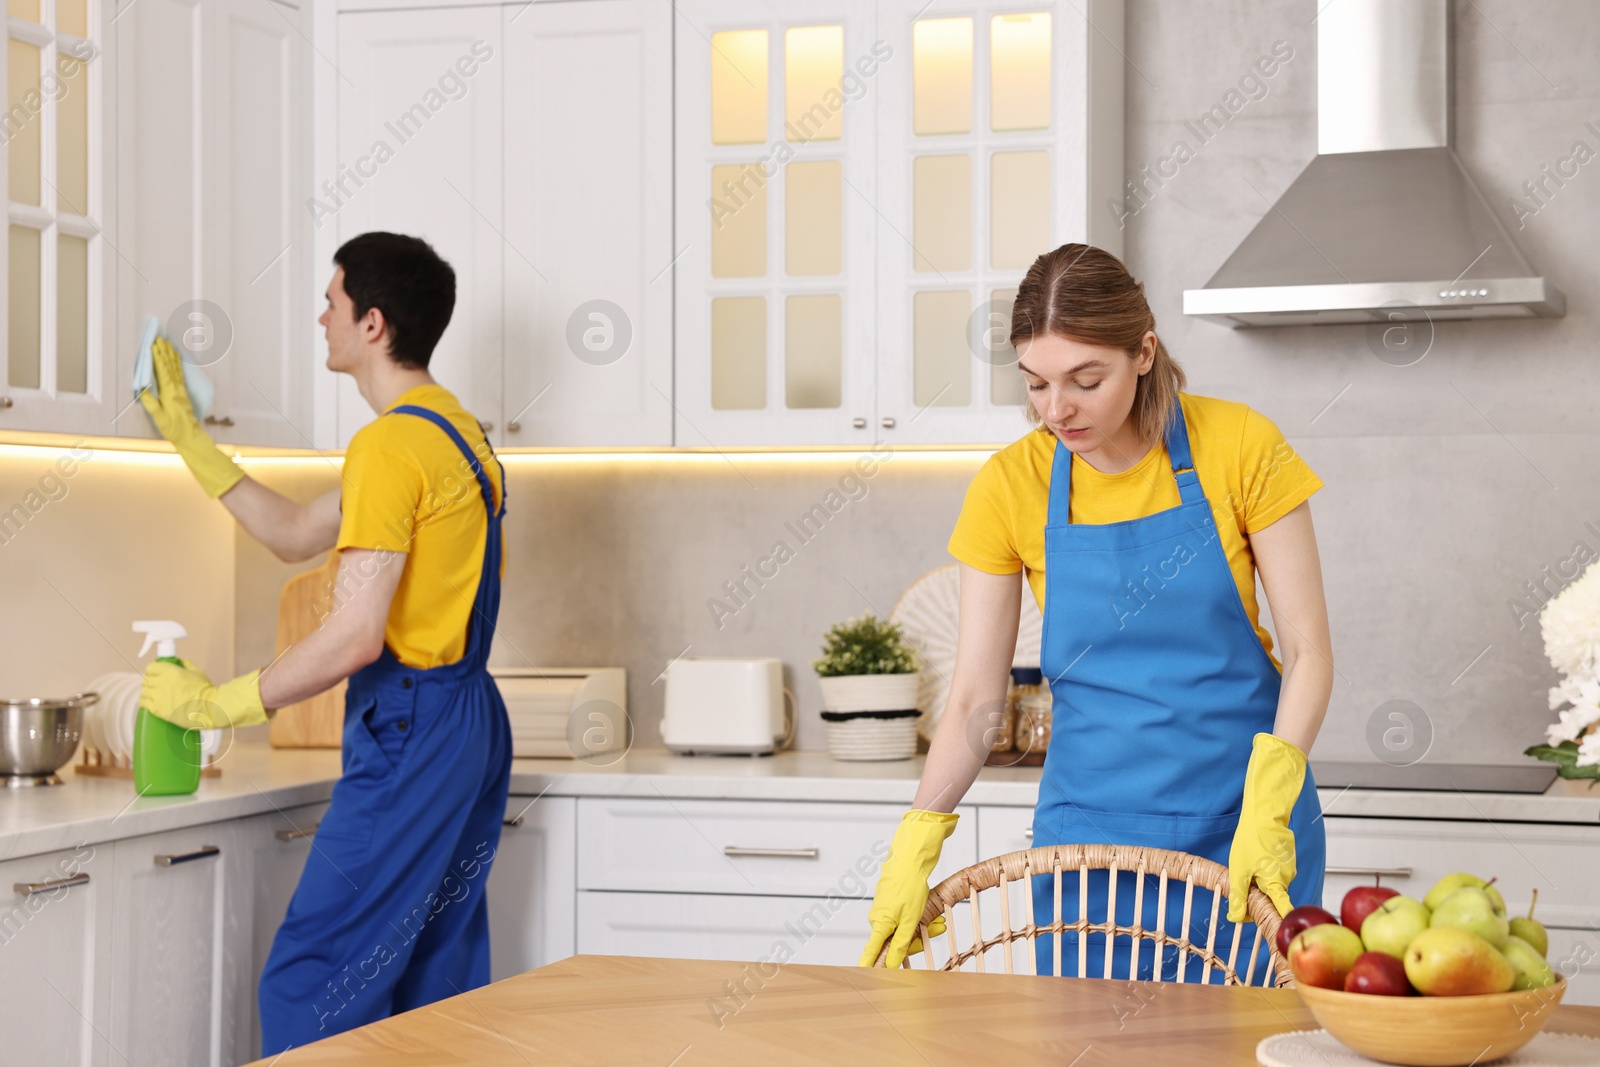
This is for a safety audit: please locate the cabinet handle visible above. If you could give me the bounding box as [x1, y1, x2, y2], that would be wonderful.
[1326, 865, 1413, 880]
[479, 420, 494, 433]
[0, 396, 12, 410]
[202, 414, 234, 427]
[1024, 828, 1033, 840]
[14, 872, 89, 896]
[503, 815, 524, 828]
[153, 845, 221, 867]
[275, 823, 319, 842]
[722, 846, 819, 859]
[506, 421, 521, 433]
[881, 417, 896, 430]
[852, 417, 867, 429]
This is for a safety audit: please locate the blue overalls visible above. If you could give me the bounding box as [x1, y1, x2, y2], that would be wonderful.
[1030, 399, 1324, 983]
[259, 404, 514, 1054]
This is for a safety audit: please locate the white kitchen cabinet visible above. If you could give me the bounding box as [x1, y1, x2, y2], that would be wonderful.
[0, 0, 118, 434]
[578, 890, 875, 966]
[333, 5, 504, 448]
[113, 0, 315, 447]
[225, 800, 331, 1065]
[0, 842, 115, 1066]
[105, 824, 229, 1067]
[487, 795, 578, 980]
[500, 0, 673, 446]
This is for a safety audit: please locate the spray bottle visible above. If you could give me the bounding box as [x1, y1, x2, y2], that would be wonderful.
[131, 620, 201, 795]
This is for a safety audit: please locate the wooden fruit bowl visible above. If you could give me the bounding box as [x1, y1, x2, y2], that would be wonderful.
[1295, 975, 1566, 1066]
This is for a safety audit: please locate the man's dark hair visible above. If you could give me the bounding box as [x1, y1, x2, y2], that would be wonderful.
[333, 232, 456, 369]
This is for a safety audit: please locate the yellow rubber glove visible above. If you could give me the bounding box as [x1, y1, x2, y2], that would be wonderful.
[140, 659, 268, 730]
[859, 810, 959, 968]
[136, 336, 244, 499]
[1226, 732, 1306, 923]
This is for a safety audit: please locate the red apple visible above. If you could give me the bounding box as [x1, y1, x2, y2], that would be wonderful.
[1288, 924, 1365, 990]
[1275, 904, 1338, 957]
[1341, 884, 1401, 936]
[1343, 950, 1415, 996]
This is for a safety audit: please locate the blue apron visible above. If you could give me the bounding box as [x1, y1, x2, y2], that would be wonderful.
[1030, 399, 1324, 983]
[259, 404, 513, 1054]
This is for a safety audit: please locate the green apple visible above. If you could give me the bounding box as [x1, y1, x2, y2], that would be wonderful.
[1360, 895, 1431, 958]
[1430, 886, 1511, 949]
[1509, 888, 1550, 958]
[1501, 934, 1557, 990]
[1423, 872, 1506, 916]
[1404, 926, 1515, 996]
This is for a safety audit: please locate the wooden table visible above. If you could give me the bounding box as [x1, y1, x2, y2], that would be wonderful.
[247, 955, 1600, 1066]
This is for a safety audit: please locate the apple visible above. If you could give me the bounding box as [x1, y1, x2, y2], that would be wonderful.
[1344, 950, 1415, 996]
[1341, 883, 1400, 936]
[1288, 923, 1365, 990]
[1404, 926, 1515, 996]
[1430, 886, 1511, 949]
[1360, 895, 1431, 958]
[1274, 904, 1338, 957]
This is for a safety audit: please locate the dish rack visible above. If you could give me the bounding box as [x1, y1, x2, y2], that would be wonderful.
[76, 671, 222, 779]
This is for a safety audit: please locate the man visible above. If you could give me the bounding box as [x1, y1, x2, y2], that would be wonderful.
[137, 232, 513, 1054]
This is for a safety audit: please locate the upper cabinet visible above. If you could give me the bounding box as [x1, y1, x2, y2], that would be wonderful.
[673, 0, 1124, 447]
[0, 0, 116, 434]
[114, 0, 314, 448]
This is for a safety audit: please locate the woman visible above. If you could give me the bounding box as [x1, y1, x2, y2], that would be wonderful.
[859, 245, 1331, 983]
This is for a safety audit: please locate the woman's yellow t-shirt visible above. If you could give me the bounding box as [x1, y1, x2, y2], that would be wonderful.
[947, 393, 1322, 669]
[335, 384, 506, 670]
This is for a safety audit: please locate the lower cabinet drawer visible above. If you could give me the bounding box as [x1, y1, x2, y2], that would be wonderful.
[577, 890, 872, 967]
[1545, 927, 1600, 1007]
[978, 806, 1035, 859]
[577, 798, 978, 896]
[1322, 817, 1600, 929]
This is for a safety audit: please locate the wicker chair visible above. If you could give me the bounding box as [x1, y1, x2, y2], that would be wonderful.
[877, 843, 1295, 987]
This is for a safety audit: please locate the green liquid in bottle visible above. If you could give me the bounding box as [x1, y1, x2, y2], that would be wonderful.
[132, 656, 202, 796]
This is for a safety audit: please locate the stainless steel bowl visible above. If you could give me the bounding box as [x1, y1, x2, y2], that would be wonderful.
[1, 693, 99, 787]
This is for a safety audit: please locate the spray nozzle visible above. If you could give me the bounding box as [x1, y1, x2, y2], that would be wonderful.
[133, 620, 188, 660]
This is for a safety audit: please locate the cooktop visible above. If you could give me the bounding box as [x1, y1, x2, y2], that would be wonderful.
[1309, 760, 1560, 794]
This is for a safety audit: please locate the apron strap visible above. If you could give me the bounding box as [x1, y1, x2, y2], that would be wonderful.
[1046, 397, 1203, 525]
[386, 403, 507, 518]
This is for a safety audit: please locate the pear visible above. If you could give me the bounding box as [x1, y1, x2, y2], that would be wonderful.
[1501, 934, 1557, 990]
[1423, 872, 1506, 916]
[1508, 888, 1550, 958]
[1404, 926, 1515, 996]
[1360, 895, 1431, 958]
[1429, 886, 1511, 949]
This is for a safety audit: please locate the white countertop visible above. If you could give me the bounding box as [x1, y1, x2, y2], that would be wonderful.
[3, 742, 1596, 862]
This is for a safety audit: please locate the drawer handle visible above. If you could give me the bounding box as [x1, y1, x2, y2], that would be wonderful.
[1327, 865, 1413, 880]
[275, 823, 318, 842]
[14, 872, 89, 896]
[154, 845, 220, 867]
[503, 815, 524, 828]
[723, 846, 819, 860]
[1024, 828, 1033, 840]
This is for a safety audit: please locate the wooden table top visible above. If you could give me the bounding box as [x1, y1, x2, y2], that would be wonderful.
[248, 955, 1600, 1066]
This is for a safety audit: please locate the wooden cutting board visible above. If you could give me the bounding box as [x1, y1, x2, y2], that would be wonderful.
[268, 550, 346, 748]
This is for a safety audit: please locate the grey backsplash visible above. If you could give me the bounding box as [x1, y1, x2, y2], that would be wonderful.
[236, 0, 1598, 764]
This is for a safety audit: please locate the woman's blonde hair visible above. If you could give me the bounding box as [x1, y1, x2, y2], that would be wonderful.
[1010, 243, 1186, 448]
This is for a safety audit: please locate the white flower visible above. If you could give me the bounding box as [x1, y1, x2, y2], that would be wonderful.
[1577, 730, 1600, 769]
[1540, 561, 1600, 677]
[1546, 706, 1598, 746]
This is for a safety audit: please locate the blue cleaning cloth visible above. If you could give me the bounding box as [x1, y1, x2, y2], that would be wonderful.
[133, 315, 216, 424]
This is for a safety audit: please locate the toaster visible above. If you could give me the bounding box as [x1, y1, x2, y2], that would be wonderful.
[660, 658, 793, 756]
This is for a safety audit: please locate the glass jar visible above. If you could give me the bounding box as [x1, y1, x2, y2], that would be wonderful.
[1016, 672, 1051, 756]
[989, 673, 1018, 753]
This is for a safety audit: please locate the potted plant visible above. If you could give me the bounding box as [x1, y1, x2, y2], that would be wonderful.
[1525, 560, 1600, 786]
[813, 614, 922, 761]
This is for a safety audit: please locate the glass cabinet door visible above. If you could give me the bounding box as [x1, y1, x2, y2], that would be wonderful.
[675, 0, 877, 446]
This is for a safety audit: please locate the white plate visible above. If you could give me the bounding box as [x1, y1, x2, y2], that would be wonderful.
[889, 564, 1043, 742]
[81, 673, 120, 757]
[107, 673, 141, 762]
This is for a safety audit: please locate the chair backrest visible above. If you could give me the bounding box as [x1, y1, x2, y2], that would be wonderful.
[906, 844, 1294, 987]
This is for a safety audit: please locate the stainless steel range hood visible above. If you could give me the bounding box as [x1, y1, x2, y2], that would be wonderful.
[1183, 0, 1565, 328]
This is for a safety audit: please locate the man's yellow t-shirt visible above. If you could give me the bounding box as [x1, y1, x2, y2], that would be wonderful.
[336, 383, 506, 670]
[947, 393, 1322, 669]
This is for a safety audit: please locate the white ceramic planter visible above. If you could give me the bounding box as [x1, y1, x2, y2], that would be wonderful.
[817, 672, 922, 712]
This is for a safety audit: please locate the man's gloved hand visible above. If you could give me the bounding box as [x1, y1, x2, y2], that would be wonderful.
[1227, 732, 1306, 923]
[136, 336, 244, 499]
[859, 809, 959, 968]
[140, 659, 267, 730]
